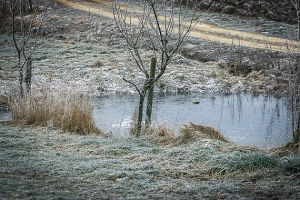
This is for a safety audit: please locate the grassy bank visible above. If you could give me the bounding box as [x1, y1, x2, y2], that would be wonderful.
[0, 124, 299, 199]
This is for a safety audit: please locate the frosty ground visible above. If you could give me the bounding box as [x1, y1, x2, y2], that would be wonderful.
[1, 0, 298, 96]
[1, 124, 300, 199]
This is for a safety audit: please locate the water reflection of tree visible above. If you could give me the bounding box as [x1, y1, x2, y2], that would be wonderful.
[222, 93, 291, 147]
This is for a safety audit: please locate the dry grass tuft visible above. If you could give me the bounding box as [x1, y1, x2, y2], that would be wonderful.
[10, 87, 104, 135]
[268, 142, 299, 157]
[143, 122, 176, 144]
[128, 109, 175, 143]
[92, 59, 104, 68]
[0, 95, 9, 108]
[176, 122, 230, 144]
[129, 110, 139, 136]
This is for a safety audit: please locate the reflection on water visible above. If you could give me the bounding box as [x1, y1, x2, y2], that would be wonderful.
[0, 109, 11, 121]
[93, 92, 292, 149]
[0, 93, 292, 149]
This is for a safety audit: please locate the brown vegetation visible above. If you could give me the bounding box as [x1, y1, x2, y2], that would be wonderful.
[0, 95, 9, 109]
[177, 122, 230, 144]
[10, 87, 104, 135]
[142, 122, 176, 144]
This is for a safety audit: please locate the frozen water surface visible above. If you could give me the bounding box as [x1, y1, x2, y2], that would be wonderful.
[0, 109, 11, 121]
[0, 92, 292, 149]
[93, 92, 292, 149]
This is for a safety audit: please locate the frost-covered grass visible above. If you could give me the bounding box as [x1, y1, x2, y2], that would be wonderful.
[207, 151, 278, 175]
[0, 124, 299, 199]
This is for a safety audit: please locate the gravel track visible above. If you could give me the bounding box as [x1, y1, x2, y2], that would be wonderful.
[53, 0, 297, 52]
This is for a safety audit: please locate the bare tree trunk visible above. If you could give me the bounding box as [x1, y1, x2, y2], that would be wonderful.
[10, 0, 44, 98]
[145, 57, 156, 129]
[137, 88, 147, 135]
[295, 111, 300, 146]
[295, 1, 300, 148]
[17, 55, 24, 98]
[29, 0, 33, 13]
[11, 2, 25, 98]
[289, 0, 300, 148]
[25, 57, 32, 93]
[291, 0, 300, 39]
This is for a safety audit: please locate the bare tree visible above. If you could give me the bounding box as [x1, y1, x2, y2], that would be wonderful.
[0, 1, 10, 31]
[286, 0, 300, 148]
[9, 0, 44, 97]
[29, 0, 33, 12]
[285, 46, 300, 149]
[111, 0, 197, 135]
[291, 0, 300, 40]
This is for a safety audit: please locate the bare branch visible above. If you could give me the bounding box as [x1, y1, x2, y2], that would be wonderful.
[111, 0, 198, 132]
[122, 77, 141, 95]
[111, 0, 150, 75]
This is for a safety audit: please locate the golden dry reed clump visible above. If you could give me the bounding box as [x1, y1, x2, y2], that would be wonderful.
[177, 122, 230, 144]
[10, 87, 104, 135]
[143, 122, 176, 144]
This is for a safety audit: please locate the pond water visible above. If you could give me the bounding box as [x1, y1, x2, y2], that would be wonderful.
[0, 109, 11, 121]
[93, 93, 293, 149]
[0, 92, 293, 149]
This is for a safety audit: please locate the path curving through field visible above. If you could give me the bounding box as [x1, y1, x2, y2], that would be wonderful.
[53, 0, 297, 52]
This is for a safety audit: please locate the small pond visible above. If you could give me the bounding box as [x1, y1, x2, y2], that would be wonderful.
[0, 92, 293, 149]
[93, 93, 293, 149]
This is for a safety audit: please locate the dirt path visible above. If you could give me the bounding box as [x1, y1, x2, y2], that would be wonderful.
[53, 0, 297, 52]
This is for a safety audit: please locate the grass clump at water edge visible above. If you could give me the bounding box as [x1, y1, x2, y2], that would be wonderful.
[10, 87, 104, 135]
[174, 122, 230, 145]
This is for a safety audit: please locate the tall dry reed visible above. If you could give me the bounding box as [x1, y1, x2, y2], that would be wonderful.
[10, 87, 104, 135]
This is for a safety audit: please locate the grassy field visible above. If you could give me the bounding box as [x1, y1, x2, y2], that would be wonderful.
[0, 123, 300, 199]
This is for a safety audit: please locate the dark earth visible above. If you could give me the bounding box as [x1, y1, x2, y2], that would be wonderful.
[0, 0, 297, 25]
[185, 0, 297, 24]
